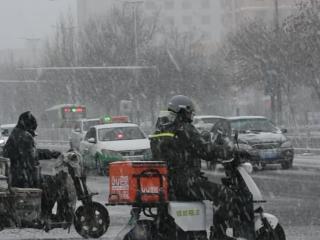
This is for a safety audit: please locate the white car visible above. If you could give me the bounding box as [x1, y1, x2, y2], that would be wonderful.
[70, 118, 102, 150]
[79, 123, 151, 175]
[0, 124, 15, 154]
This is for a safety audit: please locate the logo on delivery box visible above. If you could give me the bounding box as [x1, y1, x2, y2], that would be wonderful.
[111, 176, 129, 191]
[141, 186, 160, 194]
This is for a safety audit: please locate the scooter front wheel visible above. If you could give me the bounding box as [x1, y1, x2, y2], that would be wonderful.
[123, 220, 157, 240]
[74, 202, 110, 238]
[257, 224, 286, 240]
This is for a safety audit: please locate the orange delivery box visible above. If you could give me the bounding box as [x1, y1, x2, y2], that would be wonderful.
[108, 161, 168, 204]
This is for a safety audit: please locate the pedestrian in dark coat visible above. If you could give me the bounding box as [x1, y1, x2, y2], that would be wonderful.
[3, 111, 60, 188]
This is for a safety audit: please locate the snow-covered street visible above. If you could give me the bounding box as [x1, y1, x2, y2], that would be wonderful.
[1, 154, 319, 240]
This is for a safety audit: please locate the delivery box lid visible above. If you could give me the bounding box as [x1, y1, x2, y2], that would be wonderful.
[110, 160, 166, 166]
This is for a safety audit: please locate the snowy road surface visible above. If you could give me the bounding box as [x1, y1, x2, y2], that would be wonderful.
[0, 154, 320, 240]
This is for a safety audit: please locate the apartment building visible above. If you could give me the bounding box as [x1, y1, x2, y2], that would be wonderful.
[220, 0, 304, 35]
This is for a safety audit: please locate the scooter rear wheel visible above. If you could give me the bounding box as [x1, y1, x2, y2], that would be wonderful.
[74, 202, 110, 238]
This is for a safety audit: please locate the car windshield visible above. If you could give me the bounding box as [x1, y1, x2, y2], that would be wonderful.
[230, 118, 278, 133]
[83, 120, 101, 132]
[98, 127, 146, 141]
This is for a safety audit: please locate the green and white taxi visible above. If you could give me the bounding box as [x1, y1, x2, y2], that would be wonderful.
[79, 122, 151, 175]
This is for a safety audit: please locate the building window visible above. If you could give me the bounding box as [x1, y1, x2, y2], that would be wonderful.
[201, 0, 210, 8]
[182, 0, 191, 10]
[201, 15, 211, 25]
[221, 0, 234, 11]
[145, 1, 156, 10]
[164, 0, 174, 10]
[164, 16, 175, 25]
[182, 15, 192, 25]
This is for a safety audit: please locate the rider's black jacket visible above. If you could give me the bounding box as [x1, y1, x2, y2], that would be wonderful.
[150, 115, 216, 201]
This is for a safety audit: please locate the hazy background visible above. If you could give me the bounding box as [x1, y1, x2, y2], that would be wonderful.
[0, 0, 221, 50]
[0, 0, 319, 128]
[0, 0, 76, 49]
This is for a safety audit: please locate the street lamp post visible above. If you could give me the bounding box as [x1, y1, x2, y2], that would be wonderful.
[122, 1, 144, 65]
[274, 0, 282, 125]
[52, 24, 78, 103]
[123, 0, 144, 124]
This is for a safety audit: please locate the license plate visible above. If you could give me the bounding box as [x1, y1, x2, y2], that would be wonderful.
[259, 149, 279, 160]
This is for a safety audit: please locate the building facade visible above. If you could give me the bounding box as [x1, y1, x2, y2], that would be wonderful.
[77, 0, 221, 42]
[220, 0, 304, 35]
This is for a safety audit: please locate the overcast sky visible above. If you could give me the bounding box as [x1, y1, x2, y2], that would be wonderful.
[0, 0, 222, 50]
[0, 0, 76, 49]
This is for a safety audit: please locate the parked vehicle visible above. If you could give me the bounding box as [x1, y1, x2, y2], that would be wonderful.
[41, 104, 87, 128]
[193, 116, 226, 170]
[0, 152, 109, 238]
[79, 122, 151, 175]
[228, 116, 294, 170]
[70, 118, 102, 150]
[0, 124, 15, 155]
[107, 120, 286, 240]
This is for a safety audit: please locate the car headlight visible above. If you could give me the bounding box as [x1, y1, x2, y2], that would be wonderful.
[101, 149, 123, 161]
[280, 140, 292, 148]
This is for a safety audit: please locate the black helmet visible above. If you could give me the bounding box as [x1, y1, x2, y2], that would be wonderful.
[168, 95, 195, 113]
[167, 95, 195, 122]
[17, 111, 38, 136]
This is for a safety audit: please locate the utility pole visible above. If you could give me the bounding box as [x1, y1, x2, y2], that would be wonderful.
[52, 24, 79, 103]
[123, 0, 144, 124]
[123, 1, 143, 65]
[274, 0, 282, 125]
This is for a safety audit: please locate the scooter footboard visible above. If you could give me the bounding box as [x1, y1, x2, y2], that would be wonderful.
[255, 212, 279, 231]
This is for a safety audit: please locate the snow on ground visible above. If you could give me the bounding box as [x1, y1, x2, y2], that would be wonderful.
[1, 154, 320, 239]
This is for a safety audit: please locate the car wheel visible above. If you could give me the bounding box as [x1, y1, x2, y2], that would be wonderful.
[281, 151, 293, 170]
[96, 157, 107, 176]
[281, 160, 292, 170]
